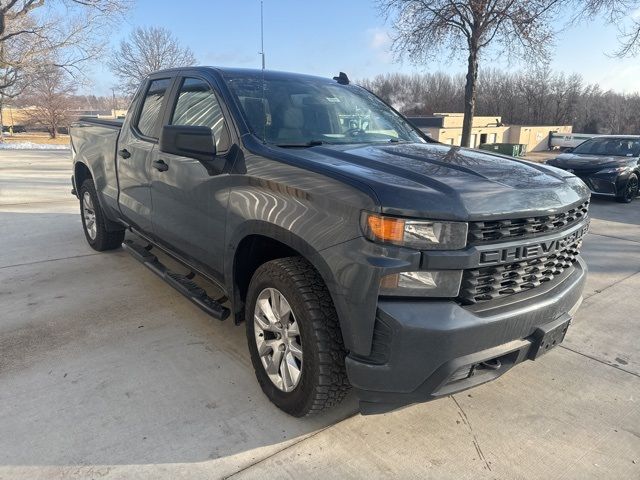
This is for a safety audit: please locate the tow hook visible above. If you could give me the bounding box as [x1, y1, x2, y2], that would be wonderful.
[480, 358, 502, 370]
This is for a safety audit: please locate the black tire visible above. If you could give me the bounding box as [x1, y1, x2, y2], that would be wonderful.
[79, 178, 125, 251]
[245, 257, 350, 416]
[616, 173, 639, 203]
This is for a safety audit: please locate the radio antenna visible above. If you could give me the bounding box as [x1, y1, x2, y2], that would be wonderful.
[259, 0, 266, 70]
[259, 1, 266, 143]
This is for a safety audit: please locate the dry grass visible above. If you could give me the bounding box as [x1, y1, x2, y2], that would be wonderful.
[1, 133, 70, 145]
[523, 151, 559, 164]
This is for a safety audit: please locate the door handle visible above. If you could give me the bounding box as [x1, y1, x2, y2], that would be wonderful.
[152, 159, 169, 172]
[118, 148, 131, 159]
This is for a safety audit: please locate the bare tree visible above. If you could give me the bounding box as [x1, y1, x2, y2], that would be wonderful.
[108, 26, 197, 95]
[0, 0, 130, 137]
[379, 1, 563, 147]
[22, 65, 77, 138]
[378, 0, 640, 147]
[0, 0, 130, 81]
[578, 0, 640, 56]
[361, 67, 640, 135]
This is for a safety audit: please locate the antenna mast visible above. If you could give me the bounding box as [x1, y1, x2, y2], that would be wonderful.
[259, 0, 266, 70]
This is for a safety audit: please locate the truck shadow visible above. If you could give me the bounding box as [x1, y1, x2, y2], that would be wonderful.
[0, 210, 358, 470]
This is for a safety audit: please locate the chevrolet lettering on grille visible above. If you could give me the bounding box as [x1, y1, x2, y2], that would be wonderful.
[479, 222, 589, 266]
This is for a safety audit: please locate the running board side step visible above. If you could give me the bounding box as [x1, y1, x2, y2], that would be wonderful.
[123, 239, 230, 321]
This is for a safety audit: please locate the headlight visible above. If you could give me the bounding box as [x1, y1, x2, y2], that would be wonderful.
[379, 270, 462, 297]
[362, 212, 468, 250]
[598, 166, 629, 174]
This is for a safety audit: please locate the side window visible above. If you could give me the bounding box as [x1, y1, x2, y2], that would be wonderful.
[171, 77, 231, 152]
[137, 78, 172, 138]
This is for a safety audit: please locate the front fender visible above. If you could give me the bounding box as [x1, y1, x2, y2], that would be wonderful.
[224, 220, 358, 350]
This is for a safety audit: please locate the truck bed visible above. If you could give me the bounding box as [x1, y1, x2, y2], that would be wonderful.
[76, 117, 124, 129]
[71, 118, 123, 216]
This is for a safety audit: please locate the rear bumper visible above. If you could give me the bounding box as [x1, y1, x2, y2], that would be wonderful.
[347, 257, 587, 414]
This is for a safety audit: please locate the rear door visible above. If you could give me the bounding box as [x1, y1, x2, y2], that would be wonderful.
[116, 76, 175, 234]
[149, 75, 235, 282]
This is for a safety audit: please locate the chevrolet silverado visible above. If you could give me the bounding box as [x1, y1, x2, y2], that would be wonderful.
[70, 67, 590, 416]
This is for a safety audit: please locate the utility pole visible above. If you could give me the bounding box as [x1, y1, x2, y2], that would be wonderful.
[259, 0, 265, 70]
[111, 88, 118, 115]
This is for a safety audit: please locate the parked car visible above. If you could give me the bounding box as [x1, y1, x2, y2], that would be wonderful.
[69, 67, 590, 416]
[2, 125, 27, 133]
[546, 135, 640, 203]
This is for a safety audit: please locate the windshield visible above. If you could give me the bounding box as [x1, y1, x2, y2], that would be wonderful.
[572, 137, 640, 157]
[224, 73, 425, 146]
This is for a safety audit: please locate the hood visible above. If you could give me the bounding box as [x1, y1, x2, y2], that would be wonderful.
[284, 142, 590, 220]
[548, 153, 636, 170]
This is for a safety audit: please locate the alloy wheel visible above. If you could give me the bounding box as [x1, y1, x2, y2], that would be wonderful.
[82, 191, 97, 240]
[625, 176, 639, 202]
[253, 287, 303, 392]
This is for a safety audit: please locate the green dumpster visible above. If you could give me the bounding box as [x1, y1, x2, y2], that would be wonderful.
[478, 143, 527, 157]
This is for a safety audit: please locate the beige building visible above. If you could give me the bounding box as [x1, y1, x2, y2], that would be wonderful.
[508, 124, 573, 152]
[410, 113, 572, 152]
[0, 106, 127, 128]
[0, 105, 35, 127]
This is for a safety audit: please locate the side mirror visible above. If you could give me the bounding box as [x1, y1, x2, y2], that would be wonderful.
[160, 125, 216, 162]
[564, 147, 574, 153]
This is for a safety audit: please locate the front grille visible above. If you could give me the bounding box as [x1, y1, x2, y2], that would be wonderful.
[458, 240, 582, 305]
[468, 201, 589, 244]
[582, 177, 616, 195]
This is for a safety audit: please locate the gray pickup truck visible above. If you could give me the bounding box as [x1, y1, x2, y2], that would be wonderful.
[70, 67, 590, 416]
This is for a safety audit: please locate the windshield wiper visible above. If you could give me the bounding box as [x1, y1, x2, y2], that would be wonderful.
[275, 140, 328, 148]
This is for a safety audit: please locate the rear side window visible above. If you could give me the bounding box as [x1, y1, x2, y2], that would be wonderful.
[137, 78, 172, 138]
[171, 77, 231, 152]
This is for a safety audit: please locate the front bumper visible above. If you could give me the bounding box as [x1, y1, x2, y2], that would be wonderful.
[573, 171, 628, 196]
[347, 257, 587, 414]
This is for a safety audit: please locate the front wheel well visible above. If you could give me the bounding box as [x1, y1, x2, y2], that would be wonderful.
[232, 235, 301, 323]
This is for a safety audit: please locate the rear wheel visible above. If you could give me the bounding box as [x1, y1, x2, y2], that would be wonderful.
[79, 179, 125, 251]
[616, 173, 639, 203]
[245, 257, 350, 416]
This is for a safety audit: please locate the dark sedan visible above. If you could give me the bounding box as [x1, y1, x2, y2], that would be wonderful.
[547, 135, 640, 203]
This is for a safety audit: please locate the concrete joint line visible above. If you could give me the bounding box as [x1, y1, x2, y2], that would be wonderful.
[583, 269, 640, 301]
[451, 396, 492, 472]
[0, 200, 77, 207]
[222, 413, 357, 479]
[588, 231, 640, 245]
[559, 345, 640, 379]
[0, 253, 101, 271]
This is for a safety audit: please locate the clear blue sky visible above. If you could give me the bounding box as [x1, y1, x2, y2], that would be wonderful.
[88, 0, 640, 96]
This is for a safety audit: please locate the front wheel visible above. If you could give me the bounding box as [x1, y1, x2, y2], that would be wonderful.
[79, 179, 125, 251]
[245, 257, 350, 416]
[616, 173, 639, 203]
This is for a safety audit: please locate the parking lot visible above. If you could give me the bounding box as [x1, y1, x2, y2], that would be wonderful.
[1, 149, 638, 479]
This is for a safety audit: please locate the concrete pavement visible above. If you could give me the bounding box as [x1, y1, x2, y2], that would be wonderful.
[0, 150, 638, 479]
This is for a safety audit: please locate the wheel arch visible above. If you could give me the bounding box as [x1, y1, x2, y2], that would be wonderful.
[74, 161, 93, 195]
[74, 160, 124, 231]
[226, 222, 352, 350]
